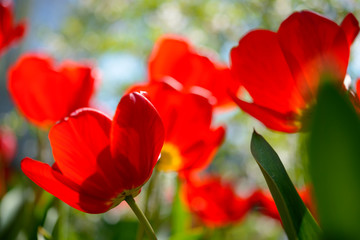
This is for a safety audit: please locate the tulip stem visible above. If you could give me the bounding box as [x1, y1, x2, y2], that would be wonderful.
[136, 169, 159, 240]
[36, 128, 46, 162]
[0, 157, 5, 197]
[125, 195, 157, 240]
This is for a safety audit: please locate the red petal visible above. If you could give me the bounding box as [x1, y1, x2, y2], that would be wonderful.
[249, 190, 281, 221]
[149, 35, 239, 108]
[127, 81, 223, 171]
[130, 81, 213, 146]
[250, 187, 317, 222]
[183, 175, 251, 227]
[7, 54, 95, 127]
[230, 11, 354, 132]
[231, 30, 306, 116]
[0, 126, 17, 165]
[357, 79, 360, 101]
[229, 92, 300, 133]
[181, 126, 225, 172]
[49, 108, 118, 197]
[0, 1, 26, 54]
[11, 21, 26, 41]
[211, 66, 240, 108]
[110, 92, 165, 190]
[299, 186, 317, 219]
[21, 158, 112, 213]
[149, 35, 191, 82]
[165, 93, 214, 147]
[59, 60, 95, 111]
[127, 81, 190, 136]
[278, 11, 350, 98]
[340, 13, 359, 46]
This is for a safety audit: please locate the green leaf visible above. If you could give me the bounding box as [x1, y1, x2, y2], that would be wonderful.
[251, 131, 320, 240]
[308, 82, 360, 240]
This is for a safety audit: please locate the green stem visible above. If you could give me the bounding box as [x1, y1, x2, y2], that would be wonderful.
[0, 156, 5, 198]
[144, 169, 159, 217]
[36, 128, 45, 162]
[126, 195, 157, 240]
[136, 169, 159, 240]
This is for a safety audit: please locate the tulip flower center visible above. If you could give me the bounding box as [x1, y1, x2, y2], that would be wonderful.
[157, 143, 182, 172]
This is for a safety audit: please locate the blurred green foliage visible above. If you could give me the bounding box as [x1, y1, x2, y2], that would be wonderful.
[45, 0, 360, 59]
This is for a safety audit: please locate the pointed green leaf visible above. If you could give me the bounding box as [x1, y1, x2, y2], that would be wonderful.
[251, 131, 320, 240]
[308, 82, 360, 239]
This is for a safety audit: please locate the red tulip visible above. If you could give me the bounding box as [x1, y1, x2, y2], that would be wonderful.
[8, 53, 97, 128]
[0, 126, 17, 197]
[127, 80, 225, 173]
[21, 92, 165, 213]
[0, 126, 16, 166]
[149, 35, 240, 109]
[182, 175, 251, 227]
[0, 0, 26, 54]
[250, 186, 316, 221]
[230, 11, 359, 132]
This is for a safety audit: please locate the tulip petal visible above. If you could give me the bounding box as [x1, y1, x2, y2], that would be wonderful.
[0, 126, 17, 165]
[183, 175, 251, 227]
[7, 54, 95, 127]
[231, 30, 306, 115]
[229, 92, 300, 133]
[128, 81, 223, 172]
[130, 81, 214, 148]
[126, 81, 185, 132]
[340, 13, 360, 46]
[49, 108, 117, 196]
[149, 36, 214, 90]
[21, 158, 112, 213]
[278, 11, 350, 98]
[149, 35, 239, 108]
[230, 11, 355, 132]
[59, 61, 95, 111]
[0, 1, 26, 54]
[11, 22, 26, 41]
[182, 126, 225, 172]
[110, 92, 165, 190]
[166, 93, 214, 149]
[149, 35, 191, 83]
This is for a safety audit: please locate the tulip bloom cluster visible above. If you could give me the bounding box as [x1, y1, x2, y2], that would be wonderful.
[2, 2, 360, 238]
